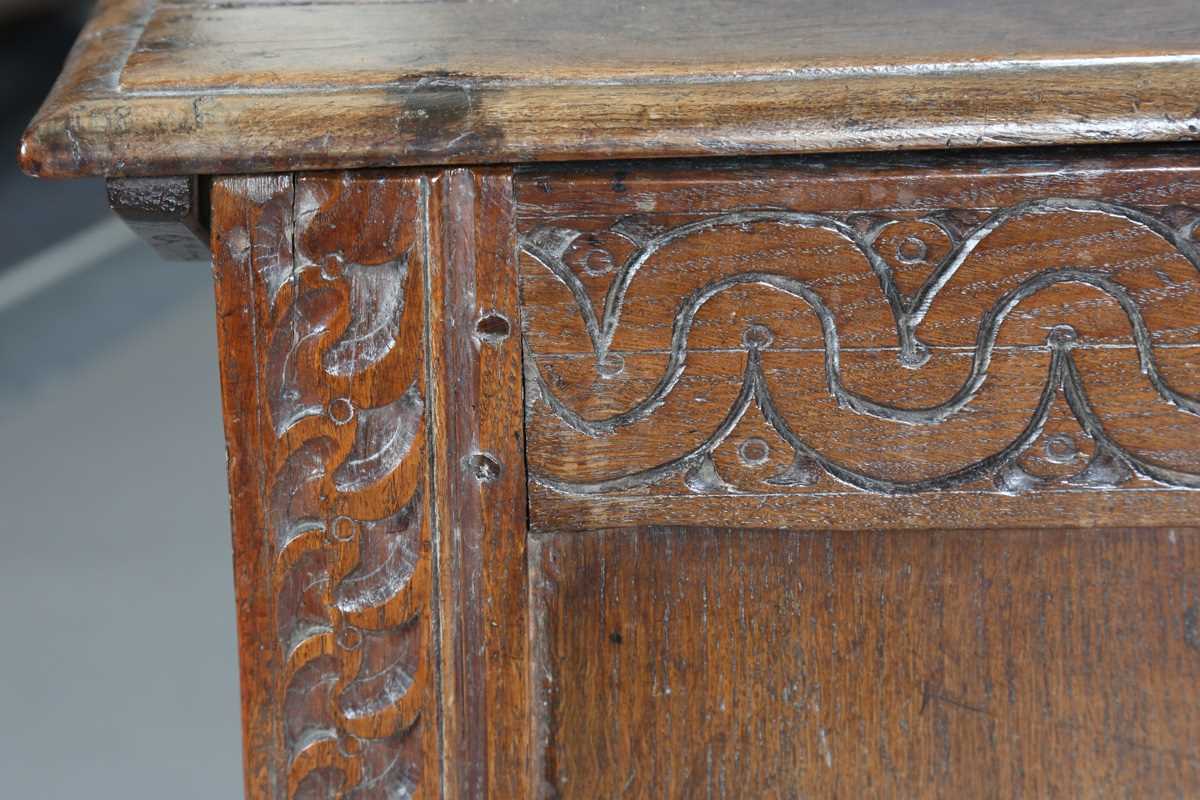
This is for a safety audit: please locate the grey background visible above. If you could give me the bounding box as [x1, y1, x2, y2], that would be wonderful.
[0, 6, 243, 797]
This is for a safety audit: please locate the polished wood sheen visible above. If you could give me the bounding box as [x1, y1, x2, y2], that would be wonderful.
[517, 149, 1200, 531]
[200, 154, 1200, 799]
[19, 0, 1200, 178]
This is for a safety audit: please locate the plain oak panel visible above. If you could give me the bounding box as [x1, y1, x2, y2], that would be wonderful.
[532, 526, 1200, 798]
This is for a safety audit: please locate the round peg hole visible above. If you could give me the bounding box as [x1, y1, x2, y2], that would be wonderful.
[330, 515, 359, 542]
[466, 453, 502, 483]
[475, 311, 511, 345]
[336, 626, 362, 651]
[328, 397, 355, 425]
[582, 248, 615, 277]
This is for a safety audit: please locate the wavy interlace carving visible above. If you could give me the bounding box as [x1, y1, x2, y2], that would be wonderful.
[521, 199, 1200, 496]
[260, 178, 430, 799]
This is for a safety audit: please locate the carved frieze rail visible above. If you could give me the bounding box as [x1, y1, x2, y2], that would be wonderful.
[214, 173, 438, 799]
[516, 152, 1200, 530]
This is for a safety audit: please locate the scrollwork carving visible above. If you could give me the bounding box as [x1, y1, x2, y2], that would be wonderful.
[521, 198, 1200, 503]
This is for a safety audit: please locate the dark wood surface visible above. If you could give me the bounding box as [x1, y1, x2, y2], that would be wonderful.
[211, 166, 536, 799]
[107, 175, 209, 261]
[532, 526, 1200, 798]
[19, 0, 1200, 178]
[213, 171, 444, 798]
[517, 148, 1200, 531]
[212, 174, 290, 799]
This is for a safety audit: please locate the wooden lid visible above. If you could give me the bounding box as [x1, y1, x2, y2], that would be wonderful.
[20, 0, 1200, 178]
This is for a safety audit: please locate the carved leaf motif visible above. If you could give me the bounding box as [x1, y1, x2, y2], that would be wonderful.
[523, 226, 583, 260]
[993, 462, 1043, 495]
[334, 382, 424, 494]
[285, 655, 341, 761]
[345, 746, 418, 800]
[294, 768, 347, 800]
[337, 625, 419, 723]
[345, 732, 422, 800]
[293, 181, 331, 254]
[271, 437, 336, 552]
[277, 547, 333, 658]
[253, 198, 298, 311]
[239, 174, 433, 800]
[268, 287, 341, 436]
[684, 455, 734, 494]
[767, 453, 822, 487]
[324, 255, 410, 377]
[334, 492, 422, 615]
[1067, 444, 1135, 488]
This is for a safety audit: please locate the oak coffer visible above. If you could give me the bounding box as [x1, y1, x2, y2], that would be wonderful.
[21, 0, 1200, 796]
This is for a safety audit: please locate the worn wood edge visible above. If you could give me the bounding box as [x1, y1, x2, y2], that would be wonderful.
[18, 0, 154, 178]
[20, 58, 1200, 179]
[210, 172, 292, 799]
[528, 490, 1200, 533]
[512, 143, 1200, 185]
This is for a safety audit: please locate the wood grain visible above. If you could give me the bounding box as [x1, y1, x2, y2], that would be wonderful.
[19, 0, 1200, 178]
[532, 526, 1200, 798]
[212, 173, 289, 799]
[212, 171, 442, 799]
[517, 149, 1200, 531]
[118, 0, 1200, 87]
[427, 168, 534, 799]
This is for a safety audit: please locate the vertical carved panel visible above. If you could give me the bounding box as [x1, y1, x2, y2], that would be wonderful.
[214, 172, 439, 799]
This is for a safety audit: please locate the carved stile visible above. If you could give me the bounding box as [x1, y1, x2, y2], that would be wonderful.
[213, 168, 532, 799]
[213, 173, 440, 799]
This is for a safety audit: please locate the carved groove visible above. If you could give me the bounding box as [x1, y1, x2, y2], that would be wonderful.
[522, 199, 1200, 497]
